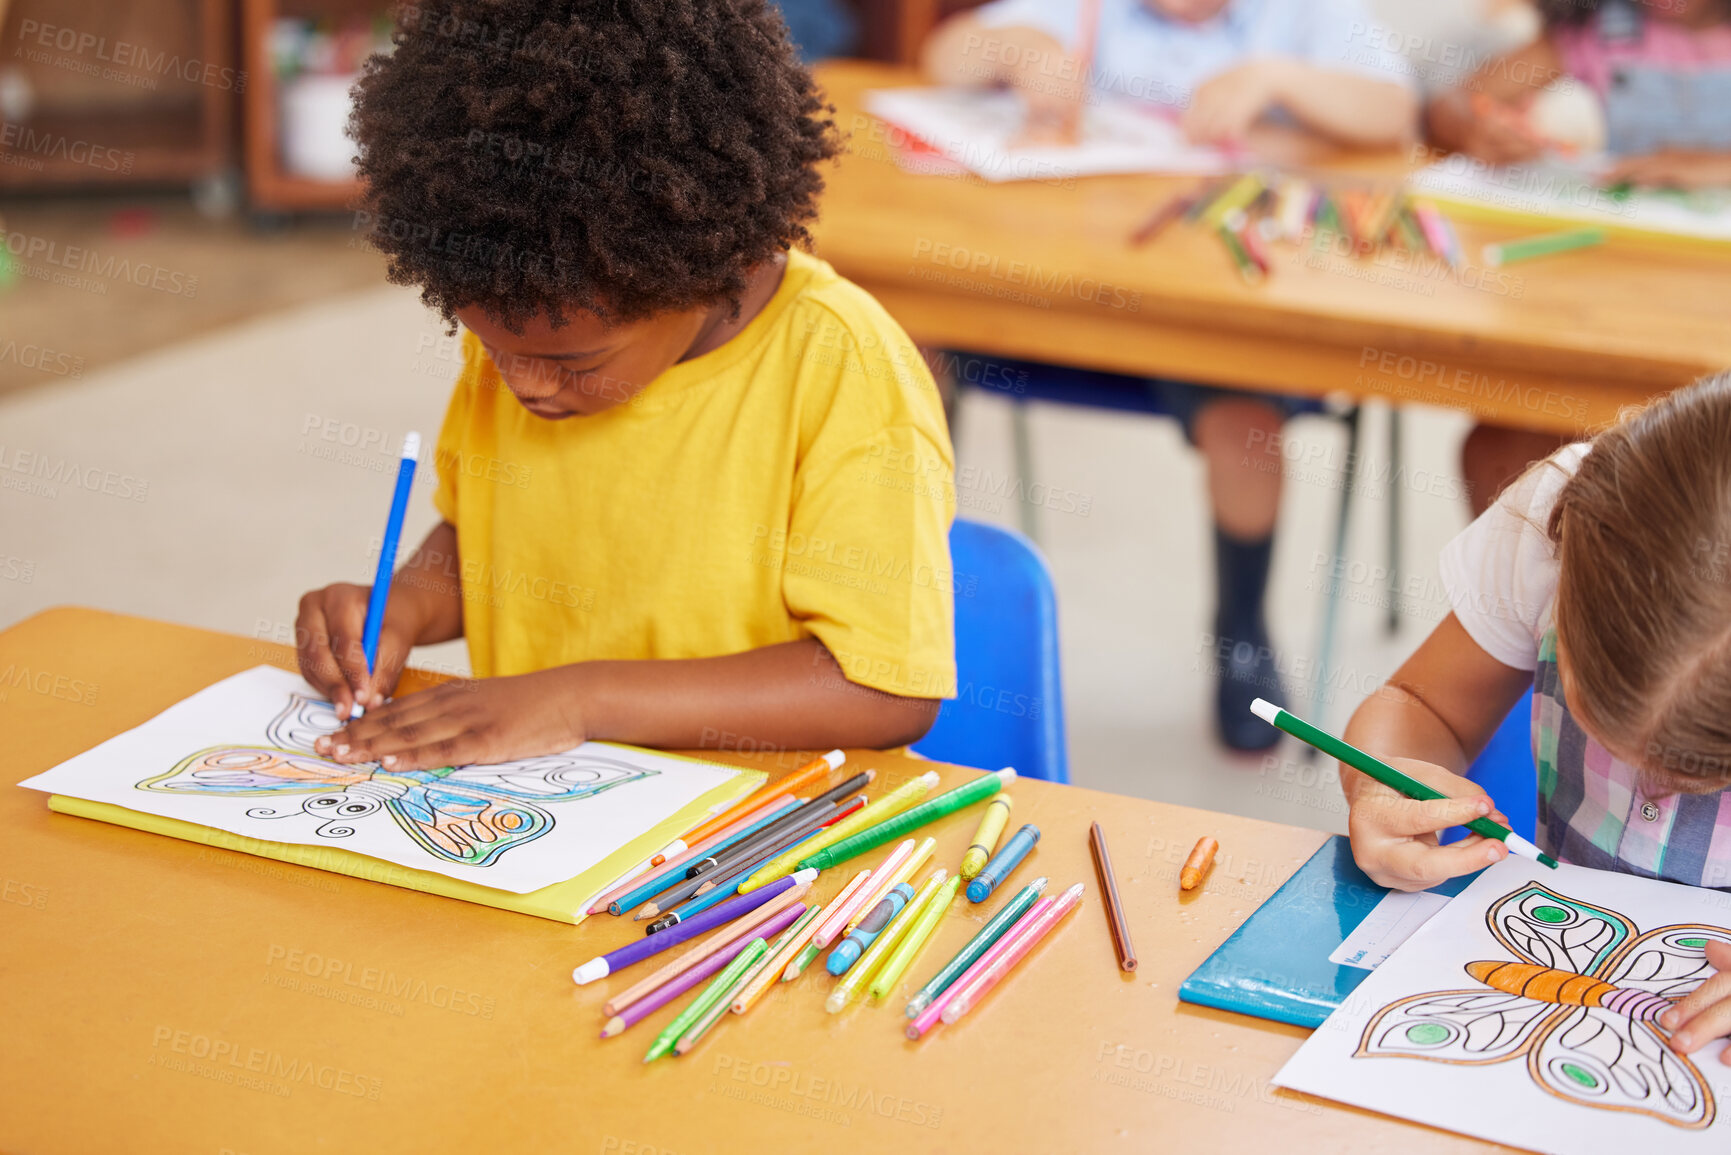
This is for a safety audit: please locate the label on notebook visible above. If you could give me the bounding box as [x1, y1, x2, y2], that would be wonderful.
[1328, 889, 1453, 971]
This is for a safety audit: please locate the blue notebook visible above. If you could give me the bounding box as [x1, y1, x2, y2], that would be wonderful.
[1178, 835, 1473, 1028]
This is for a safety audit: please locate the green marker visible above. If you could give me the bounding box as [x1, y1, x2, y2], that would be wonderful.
[905, 876, 1048, 1021]
[797, 768, 1016, 874]
[1250, 699, 1557, 869]
[1482, 227, 1604, 267]
[644, 938, 766, 1063]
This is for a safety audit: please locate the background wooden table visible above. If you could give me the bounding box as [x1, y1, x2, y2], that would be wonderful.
[812, 62, 1731, 435]
[0, 609, 1516, 1153]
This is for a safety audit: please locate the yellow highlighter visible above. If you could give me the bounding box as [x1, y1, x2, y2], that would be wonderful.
[870, 872, 960, 1001]
[827, 868, 948, 1014]
[739, 771, 938, 894]
[959, 792, 1013, 881]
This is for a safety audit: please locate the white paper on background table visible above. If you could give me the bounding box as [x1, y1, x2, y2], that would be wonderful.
[18, 665, 745, 894]
[1330, 888, 1454, 971]
[1277, 857, 1731, 1154]
[864, 87, 1234, 182]
[1412, 153, 1731, 242]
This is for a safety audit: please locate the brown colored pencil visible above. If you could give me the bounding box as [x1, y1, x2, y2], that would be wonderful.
[1088, 821, 1137, 972]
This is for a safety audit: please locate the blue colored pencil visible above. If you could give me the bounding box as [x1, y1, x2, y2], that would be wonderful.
[609, 797, 799, 916]
[647, 827, 827, 932]
[354, 432, 420, 717]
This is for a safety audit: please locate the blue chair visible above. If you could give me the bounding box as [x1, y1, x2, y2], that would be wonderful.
[1441, 687, 1537, 844]
[911, 519, 1069, 783]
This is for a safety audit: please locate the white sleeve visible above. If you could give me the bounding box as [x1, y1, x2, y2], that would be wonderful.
[1437, 444, 1588, 672]
[970, 0, 1084, 45]
[1296, 0, 1416, 88]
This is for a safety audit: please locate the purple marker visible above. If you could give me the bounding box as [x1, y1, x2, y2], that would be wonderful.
[572, 868, 817, 985]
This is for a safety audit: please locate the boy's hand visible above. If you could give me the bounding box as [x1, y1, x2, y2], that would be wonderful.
[1182, 60, 1287, 145]
[1346, 756, 1510, 892]
[313, 667, 586, 772]
[296, 582, 420, 720]
[1661, 940, 1731, 1062]
[1604, 150, 1731, 191]
[1009, 70, 1088, 148]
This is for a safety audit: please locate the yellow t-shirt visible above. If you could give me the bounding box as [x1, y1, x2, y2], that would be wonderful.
[432, 249, 957, 699]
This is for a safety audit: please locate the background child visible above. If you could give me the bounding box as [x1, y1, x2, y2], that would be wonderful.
[1429, 0, 1731, 512]
[293, 0, 957, 770]
[921, 0, 1418, 751]
[1341, 374, 1731, 1060]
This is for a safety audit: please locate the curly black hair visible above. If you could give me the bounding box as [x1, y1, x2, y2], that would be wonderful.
[350, 0, 840, 329]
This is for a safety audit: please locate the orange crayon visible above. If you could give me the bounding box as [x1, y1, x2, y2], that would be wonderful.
[1179, 836, 1218, 891]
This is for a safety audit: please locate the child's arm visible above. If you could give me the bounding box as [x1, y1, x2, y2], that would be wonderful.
[1183, 59, 1418, 147]
[1343, 613, 1533, 891]
[313, 638, 939, 769]
[1425, 38, 1566, 163]
[921, 13, 1089, 145]
[1603, 149, 1731, 191]
[295, 521, 466, 719]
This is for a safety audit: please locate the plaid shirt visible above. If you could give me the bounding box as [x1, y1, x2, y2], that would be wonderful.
[1534, 628, 1731, 891]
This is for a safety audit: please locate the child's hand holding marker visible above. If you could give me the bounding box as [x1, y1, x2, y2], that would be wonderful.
[1343, 755, 1511, 892]
[1602, 149, 1731, 192]
[1659, 940, 1731, 1061]
[296, 579, 426, 720]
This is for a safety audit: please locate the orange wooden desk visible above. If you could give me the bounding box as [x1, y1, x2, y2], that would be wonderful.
[0, 609, 1513, 1154]
[812, 62, 1731, 436]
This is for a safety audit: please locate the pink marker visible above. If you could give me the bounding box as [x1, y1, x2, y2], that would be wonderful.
[940, 884, 1084, 1024]
[907, 896, 1052, 1039]
[810, 868, 875, 949]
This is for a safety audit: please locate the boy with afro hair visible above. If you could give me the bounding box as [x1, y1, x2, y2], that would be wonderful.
[296, 0, 956, 771]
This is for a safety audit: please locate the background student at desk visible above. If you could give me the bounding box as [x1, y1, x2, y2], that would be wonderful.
[1427, 0, 1731, 514]
[919, 0, 1418, 752]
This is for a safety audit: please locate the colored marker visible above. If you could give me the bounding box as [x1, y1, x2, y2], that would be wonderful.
[810, 867, 877, 949]
[677, 750, 845, 848]
[1217, 223, 1262, 284]
[1483, 227, 1604, 267]
[572, 870, 816, 984]
[688, 770, 871, 878]
[870, 873, 960, 1001]
[906, 877, 1048, 1022]
[1249, 698, 1557, 868]
[798, 769, 1015, 875]
[644, 938, 766, 1062]
[739, 771, 938, 893]
[629, 798, 802, 918]
[350, 431, 419, 718]
[968, 824, 1041, 903]
[732, 901, 825, 1014]
[846, 837, 934, 934]
[826, 883, 915, 975]
[940, 884, 1084, 1025]
[960, 793, 1013, 880]
[826, 871, 946, 1013]
[602, 888, 808, 1017]
[648, 828, 826, 932]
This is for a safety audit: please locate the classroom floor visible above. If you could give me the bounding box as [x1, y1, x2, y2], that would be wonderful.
[0, 217, 1474, 838]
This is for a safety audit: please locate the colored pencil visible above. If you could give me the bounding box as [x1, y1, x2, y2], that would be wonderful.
[821, 795, 866, 827]
[635, 803, 812, 918]
[645, 938, 766, 1062]
[351, 431, 419, 718]
[960, 793, 1013, 880]
[601, 887, 810, 1016]
[1483, 226, 1604, 267]
[906, 877, 1048, 1024]
[1129, 189, 1197, 246]
[571, 870, 816, 984]
[1217, 224, 1262, 283]
[689, 769, 872, 878]
[870, 874, 960, 1001]
[1088, 822, 1136, 972]
[939, 884, 1085, 1024]
[797, 769, 1014, 874]
[678, 749, 844, 848]
[1250, 698, 1557, 867]
[910, 896, 1050, 1037]
[675, 934, 783, 1057]
[598, 903, 804, 1037]
[608, 796, 799, 915]
[739, 771, 938, 893]
[846, 837, 934, 934]
[731, 901, 825, 1014]
[782, 940, 822, 982]
[810, 866, 878, 949]
[826, 869, 947, 1013]
[1199, 172, 1263, 229]
[649, 828, 827, 931]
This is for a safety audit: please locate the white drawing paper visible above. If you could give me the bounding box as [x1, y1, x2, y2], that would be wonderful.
[18, 665, 746, 894]
[864, 86, 1234, 182]
[1329, 888, 1454, 971]
[1278, 857, 1731, 1154]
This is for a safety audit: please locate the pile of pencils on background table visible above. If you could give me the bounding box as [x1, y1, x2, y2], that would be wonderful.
[571, 752, 1097, 1062]
[1131, 170, 1465, 285]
